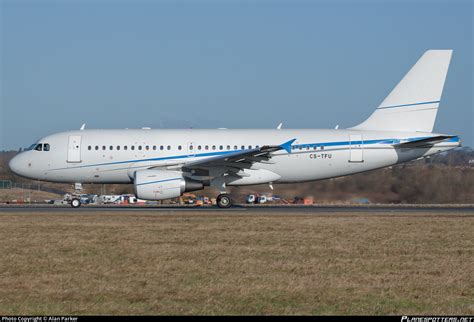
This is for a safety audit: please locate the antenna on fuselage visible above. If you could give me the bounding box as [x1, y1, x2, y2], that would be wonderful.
[80, 123, 86, 130]
[276, 123, 283, 130]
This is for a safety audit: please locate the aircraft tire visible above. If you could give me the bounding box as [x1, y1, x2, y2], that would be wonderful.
[216, 194, 232, 208]
[71, 198, 81, 208]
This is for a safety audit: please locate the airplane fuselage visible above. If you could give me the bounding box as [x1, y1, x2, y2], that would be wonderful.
[9, 128, 461, 185]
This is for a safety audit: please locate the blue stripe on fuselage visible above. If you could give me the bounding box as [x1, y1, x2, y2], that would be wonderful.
[50, 150, 237, 171]
[48, 135, 458, 172]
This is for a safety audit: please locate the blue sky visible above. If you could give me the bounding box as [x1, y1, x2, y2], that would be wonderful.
[1, 0, 472, 150]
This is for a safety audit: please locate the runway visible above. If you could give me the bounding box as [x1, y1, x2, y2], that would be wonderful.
[1, 204, 474, 213]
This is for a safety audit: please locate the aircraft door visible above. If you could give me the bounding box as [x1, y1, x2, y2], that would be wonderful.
[349, 134, 364, 163]
[67, 135, 82, 163]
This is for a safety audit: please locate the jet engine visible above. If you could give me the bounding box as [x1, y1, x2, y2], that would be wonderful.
[134, 169, 203, 200]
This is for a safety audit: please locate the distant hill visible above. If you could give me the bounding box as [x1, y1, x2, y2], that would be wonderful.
[419, 147, 474, 166]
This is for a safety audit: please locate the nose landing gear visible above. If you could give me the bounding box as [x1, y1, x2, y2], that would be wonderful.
[66, 182, 83, 208]
[70, 198, 81, 208]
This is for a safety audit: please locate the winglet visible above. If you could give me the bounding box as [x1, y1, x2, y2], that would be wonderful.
[280, 138, 296, 153]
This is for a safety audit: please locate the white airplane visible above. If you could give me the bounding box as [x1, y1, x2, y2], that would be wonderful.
[9, 50, 461, 208]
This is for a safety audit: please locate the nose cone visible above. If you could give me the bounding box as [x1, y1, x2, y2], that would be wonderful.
[8, 155, 21, 175]
[8, 153, 31, 178]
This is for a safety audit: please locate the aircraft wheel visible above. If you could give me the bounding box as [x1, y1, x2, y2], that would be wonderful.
[71, 198, 81, 208]
[216, 194, 232, 208]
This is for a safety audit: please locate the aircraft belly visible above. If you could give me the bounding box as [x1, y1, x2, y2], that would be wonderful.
[267, 148, 398, 183]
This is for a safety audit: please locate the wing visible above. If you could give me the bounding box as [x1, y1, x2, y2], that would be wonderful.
[182, 138, 295, 172]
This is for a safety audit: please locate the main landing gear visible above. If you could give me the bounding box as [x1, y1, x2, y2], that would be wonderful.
[216, 193, 232, 208]
[210, 176, 232, 208]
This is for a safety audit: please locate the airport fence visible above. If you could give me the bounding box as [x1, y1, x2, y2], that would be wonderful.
[0, 180, 66, 195]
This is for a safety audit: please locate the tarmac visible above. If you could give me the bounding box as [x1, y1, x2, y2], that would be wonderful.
[1, 204, 474, 213]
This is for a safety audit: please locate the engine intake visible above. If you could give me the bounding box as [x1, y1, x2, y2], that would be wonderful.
[134, 169, 203, 200]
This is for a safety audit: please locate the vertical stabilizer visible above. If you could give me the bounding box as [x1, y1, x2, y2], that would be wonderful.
[353, 50, 452, 132]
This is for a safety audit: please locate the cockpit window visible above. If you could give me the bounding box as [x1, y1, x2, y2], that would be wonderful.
[27, 143, 50, 151]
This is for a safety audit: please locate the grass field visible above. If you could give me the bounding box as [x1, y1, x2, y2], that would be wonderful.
[0, 188, 62, 203]
[0, 210, 472, 315]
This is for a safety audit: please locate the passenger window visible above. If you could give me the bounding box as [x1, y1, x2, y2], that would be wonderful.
[167, 146, 171, 150]
[124, 146, 128, 150]
[313, 146, 317, 150]
[198, 146, 202, 150]
[160, 146, 164, 150]
[212, 145, 216, 150]
[241, 145, 245, 150]
[226, 145, 230, 150]
[189, 145, 193, 150]
[35, 144, 43, 151]
[234, 145, 237, 150]
[248, 145, 252, 149]
[256, 145, 260, 149]
[102, 146, 106, 150]
[178, 145, 182, 150]
[95, 146, 99, 150]
[88, 146, 91, 151]
[131, 146, 135, 150]
[138, 146, 142, 150]
[117, 146, 120, 150]
[153, 146, 156, 150]
[205, 145, 209, 150]
[146, 146, 149, 150]
[110, 146, 113, 150]
[321, 146, 324, 150]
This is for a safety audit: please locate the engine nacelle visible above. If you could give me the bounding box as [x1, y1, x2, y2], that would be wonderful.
[134, 170, 203, 200]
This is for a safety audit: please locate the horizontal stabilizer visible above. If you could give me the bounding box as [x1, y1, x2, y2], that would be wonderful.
[395, 135, 455, 148]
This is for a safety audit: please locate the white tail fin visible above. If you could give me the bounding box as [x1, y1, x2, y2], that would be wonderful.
[353, 50, 453, 132]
